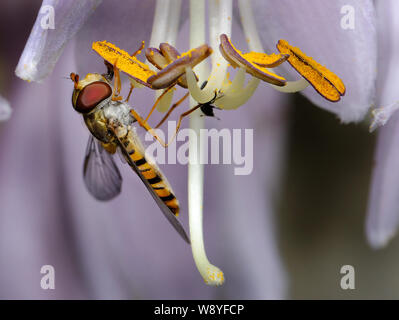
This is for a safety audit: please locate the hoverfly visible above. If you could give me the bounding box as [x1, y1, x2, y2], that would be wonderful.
[69, 62, 191, 243]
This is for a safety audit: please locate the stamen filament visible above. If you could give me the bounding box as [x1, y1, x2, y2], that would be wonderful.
[186, 0, 233, 104]
[165, 0, 182, 45]
[238, 0, 310, 93]
[188, 0, 224, 286]
[215, 71, 260, 109]
[149, 0, 172, 48]
[148, 0, 180, 111]
[223, 67, 246, 94]
[205, 0, 233, 93]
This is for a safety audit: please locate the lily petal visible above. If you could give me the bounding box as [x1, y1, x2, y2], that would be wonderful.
[74, 0, 155, 77]
[251, 0, 377, 123]
[210, 87, 289, 298]
[15, 0, 102, 82]
[366, 0, 399, 248]
[366, 113, 399, 248]
[0, 95, 11, 121]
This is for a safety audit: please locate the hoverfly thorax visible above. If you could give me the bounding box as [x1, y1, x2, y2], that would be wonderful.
[70, 73, 112, 114]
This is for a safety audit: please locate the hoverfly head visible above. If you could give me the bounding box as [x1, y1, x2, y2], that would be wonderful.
[71, 73, 112, 114]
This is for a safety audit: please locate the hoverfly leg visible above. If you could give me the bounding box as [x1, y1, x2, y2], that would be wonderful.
[155, 92, 190, 129]
[130, 109, 168, 148]
[162, 104, 203, 147]
[144, 85, 175, 122]
[209, 91, 218, 104]
[111, 62, 123, 101]
[125, 85, 134, 102]
[131, 40, 145, 57]
[130, 103, 201, 148]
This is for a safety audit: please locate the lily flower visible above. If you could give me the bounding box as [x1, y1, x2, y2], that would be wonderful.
[7, 0, 379, 298]
[10, 0, 286, 296]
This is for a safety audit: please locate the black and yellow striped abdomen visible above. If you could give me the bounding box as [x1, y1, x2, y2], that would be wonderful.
[120, 134, 180, 216]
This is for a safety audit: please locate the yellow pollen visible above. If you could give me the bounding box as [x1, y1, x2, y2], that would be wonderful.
[226, 37, 286, 82]
[277, 39, 346, 102]
[244, 52, 287, 68]
[92, 41, 155, 83]
[181, 48, 196, 59]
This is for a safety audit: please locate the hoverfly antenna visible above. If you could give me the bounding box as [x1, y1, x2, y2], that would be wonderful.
[70, 73, 79, 89]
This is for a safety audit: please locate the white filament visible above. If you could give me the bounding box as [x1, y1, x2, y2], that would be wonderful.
[147, 0, 182, 112]
[186, 0, 233, 105]
[188, 0, 225, 286]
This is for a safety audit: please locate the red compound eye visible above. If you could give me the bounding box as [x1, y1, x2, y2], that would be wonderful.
[75, 81, 112, 113]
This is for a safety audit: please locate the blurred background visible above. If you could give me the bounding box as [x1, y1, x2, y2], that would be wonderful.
[1, 0, 398, 299]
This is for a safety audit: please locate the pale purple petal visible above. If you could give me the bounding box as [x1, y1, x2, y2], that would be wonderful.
[208, 87, 289, 299]
[74, 0, 156, 76]
[366, 113, 399, 248]
[366, 0, 399, 248]
[15, 0, 102, 82]
[0, 44, 86, 298]
[369, 101, 399, 132]
[251, 0, 377, 123]
[3, 5, 287, 298]
[0, 95, 11, 121]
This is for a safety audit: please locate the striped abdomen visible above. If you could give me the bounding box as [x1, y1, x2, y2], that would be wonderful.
[121, 134, 180, 216]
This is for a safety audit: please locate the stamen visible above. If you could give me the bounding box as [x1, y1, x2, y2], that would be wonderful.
[157, 86, 175, 112]
[147, 44, 212, 89]
[223, 67, 246, 95]
[146, 48, 168, 69]
[215, 68, 260, 109]
[92, 40, 154, 87]
[219, 34, 286, 86]
[147, 43, 192, 88]
[186, 67, 212, 104]
[199, 0, 232, 98]
[93, 40, 211, 91]
[164, 0, 182, 44]
[147, 0, 178, 111]
[247, 52, 289, 68]
[160, 43, 181, 61]
[147, 0, 181, 112]
[238, 0, 310, 93]
[277, 39, 346, 102]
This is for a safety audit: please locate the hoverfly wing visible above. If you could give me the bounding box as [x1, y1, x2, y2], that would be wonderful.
[83, 135, 122, 201]
[110, 129, 190, 244]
